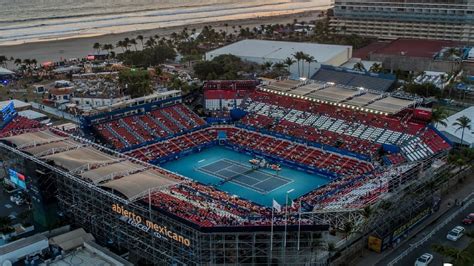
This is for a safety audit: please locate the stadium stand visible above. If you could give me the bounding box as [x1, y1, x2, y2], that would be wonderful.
[0, 115, 42, 138]
[238, 90, 449, 162]
[311, 65, 396, 92]
[127, 127, 374, 178]
[80, 88, 450, 227]
[94, 104, 206, 150]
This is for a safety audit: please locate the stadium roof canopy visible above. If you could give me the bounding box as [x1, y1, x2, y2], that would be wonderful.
[260, 80, 414, 115]
[43, 147, 117, 172]
[344, 92, 382, 107]
[101, 170, 178, 200]
[2, 129, 66, 148]
[81, 160, 145, 184]
[311, 65, 396, 92]
[1, 128, 182, 201]
[23, 140, 81, 156]
[308, 85, 360, 103]
[290, 83, 325, 96]
[264, 80, 302, 92]
[365, 96, 416, 114]
[436, 106, 474, 148]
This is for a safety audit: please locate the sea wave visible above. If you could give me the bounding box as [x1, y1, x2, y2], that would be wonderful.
[0, 0, 331, 46]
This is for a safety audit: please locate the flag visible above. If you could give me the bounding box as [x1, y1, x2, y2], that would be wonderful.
[292, 200, 298, 209]
[272, 199, 281, 212]
[286, 196, 293, 208]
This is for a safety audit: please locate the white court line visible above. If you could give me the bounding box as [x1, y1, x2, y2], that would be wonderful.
[198, 158, 293, 194]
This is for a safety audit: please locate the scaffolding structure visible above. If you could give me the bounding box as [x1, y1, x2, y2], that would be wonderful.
[0, 140, 331, 265]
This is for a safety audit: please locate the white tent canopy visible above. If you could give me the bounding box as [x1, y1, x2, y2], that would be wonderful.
[0, 67, 14, 75]
[436, 106, 474, 147]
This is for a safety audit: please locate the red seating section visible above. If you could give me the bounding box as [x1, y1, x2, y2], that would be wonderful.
[226, 128, 374, 176]
[94, 104, 206, 149]
[0, 116, 42, 137]
[127, 130, 216, 162]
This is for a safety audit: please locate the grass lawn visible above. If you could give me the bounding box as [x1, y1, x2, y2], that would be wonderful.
[455, 240, 474, 266]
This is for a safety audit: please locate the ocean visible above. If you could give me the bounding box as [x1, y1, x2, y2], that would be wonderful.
[0, 0, 330, 46]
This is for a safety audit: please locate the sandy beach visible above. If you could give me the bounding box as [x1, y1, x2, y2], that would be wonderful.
[0, 10, 324, 64]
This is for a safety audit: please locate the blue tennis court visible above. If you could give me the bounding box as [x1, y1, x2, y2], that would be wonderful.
[161, 146, 330, 206]
[197, 159, 292, 193]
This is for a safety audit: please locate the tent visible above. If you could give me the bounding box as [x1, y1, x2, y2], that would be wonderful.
[0, 67, 14, 76]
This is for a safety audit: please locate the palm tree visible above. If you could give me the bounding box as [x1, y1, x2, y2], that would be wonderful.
[369, 63, 383, 73]
[305, 55, 316, 78]
[116, 40, 125, 53]
[262, 61, 273, 72]
[284, 57, 296, 73]
[123, 38, 131, 51]
[353, 62, 366, 72]
[300, 53, 309, 78]
[272, 62, 286, 73]
[130, 38, 138, 51]
[453, 115, 471, 146]
[431, 107, 448, 127]
[0, 55, 7, 67]
[102, 44, 114, 57]
[93, 42, 101, 54]
[136, 35, 144, 48]
[292, 51, 305, 77]
[14, 58, 22, 68]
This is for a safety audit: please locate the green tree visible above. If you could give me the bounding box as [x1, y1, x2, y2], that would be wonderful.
[0, 55, 7, 67]
[293, 51, 305, 77]
[284, 57, 296, 73]
[119, 69, 152, 98]
[93, 42, 101, 54]
[305, 55, 316, 78]
[369, 63, 383, 73]
[353, 62, 366, 72]
[130, 38, 138, 51]
[453, 115, 472, 146]
[431, 107, 448, 127]
[136, 35, 144, 48]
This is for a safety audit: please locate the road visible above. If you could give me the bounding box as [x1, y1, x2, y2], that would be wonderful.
[377, 196, 474, 266]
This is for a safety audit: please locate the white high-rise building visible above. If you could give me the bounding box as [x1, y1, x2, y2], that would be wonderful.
[331, 0, 474, 41]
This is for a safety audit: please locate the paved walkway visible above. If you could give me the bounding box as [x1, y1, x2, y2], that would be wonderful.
[355, 172, 474, 266]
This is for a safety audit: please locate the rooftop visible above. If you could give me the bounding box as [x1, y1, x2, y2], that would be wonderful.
[0, 99, 31, 110]
[1, 129, 181, 200]
[207, 39, 351, 63]
[311, 65, 395, 92]
[372, 38, 461, 58]
[436, 106, 474, 146]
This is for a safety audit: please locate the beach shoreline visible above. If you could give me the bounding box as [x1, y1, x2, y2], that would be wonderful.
[0, 10, 326, 64]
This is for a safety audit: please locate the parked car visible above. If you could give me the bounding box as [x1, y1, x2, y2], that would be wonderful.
[415, 253, 433, 266]
[446, 226, 465, 241]
[462, 213, 474, 225]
